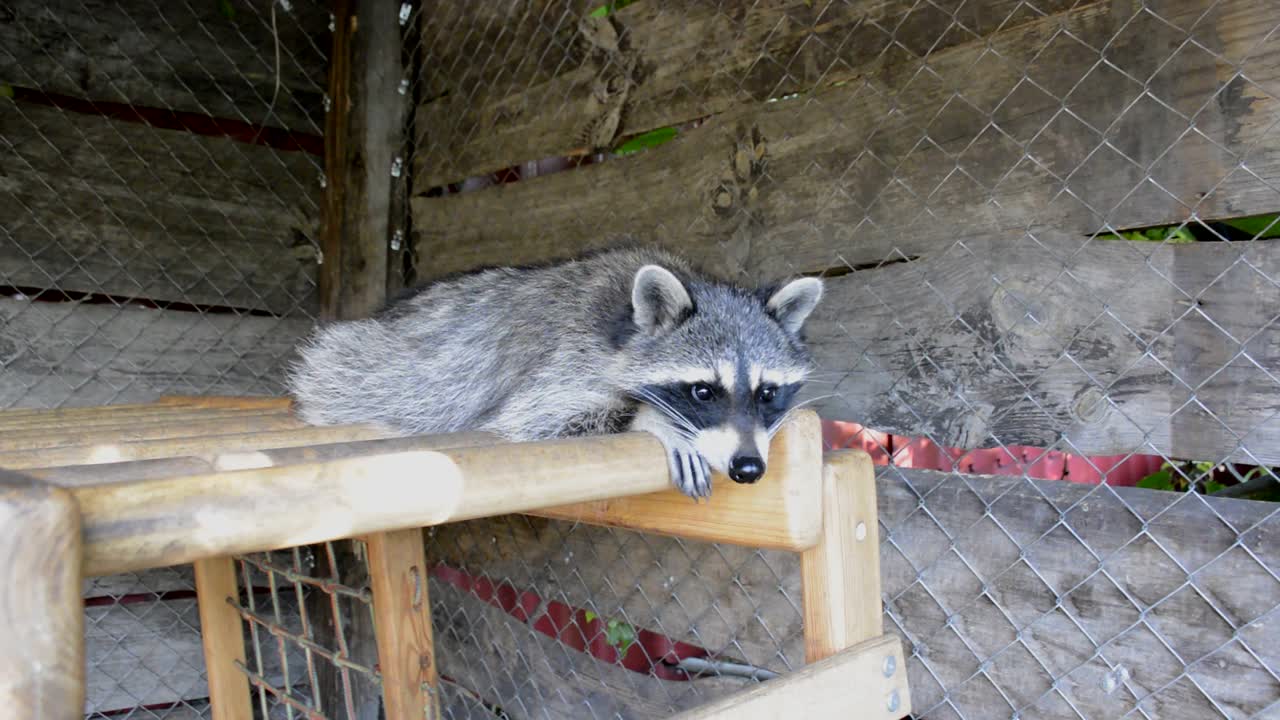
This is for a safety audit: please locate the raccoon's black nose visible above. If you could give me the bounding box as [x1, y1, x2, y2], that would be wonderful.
[728, 456, 765, 484]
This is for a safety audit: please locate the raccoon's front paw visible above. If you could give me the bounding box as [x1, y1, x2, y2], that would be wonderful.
[668, 448, 712, 500]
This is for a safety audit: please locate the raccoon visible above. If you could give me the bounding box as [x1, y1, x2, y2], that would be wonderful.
[287, 247, 823, 499]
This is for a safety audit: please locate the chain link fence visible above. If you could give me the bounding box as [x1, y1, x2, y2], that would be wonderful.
[4, 0, 1280, 719]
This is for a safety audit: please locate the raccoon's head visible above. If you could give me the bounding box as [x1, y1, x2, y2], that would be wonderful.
[619, 263, 824, 484]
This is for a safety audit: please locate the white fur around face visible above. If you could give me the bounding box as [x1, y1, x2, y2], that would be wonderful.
[754, 427, 771, 464]
[718, 361, 737, 392]
[761, 367, 809, 387]
[694, 425, 743, 473]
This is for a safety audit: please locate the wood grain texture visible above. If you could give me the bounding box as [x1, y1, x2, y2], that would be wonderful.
[0, 0, 328, 132]
[412, 0, 1280, 281]
[530, 410, 823, 551]
[430, 581, 745, 719]
[72, 432, 673, 576]
[801, 451, 883, 663]
[0, 406, 291, 433]
[1, 101, 320, 314]
[318, 0, 353, 322]
[366, 529, 440, 720]
[671, 635, 910, 720]
[0, 471, 84, 720]
[808, 237, 1280, 462]
[412, 0, 1076, 189]
[0, 411, 303, 452]
[194, 557, 253, 720]
[0, 299, 309, 411]
[878, 466, 1279, 719]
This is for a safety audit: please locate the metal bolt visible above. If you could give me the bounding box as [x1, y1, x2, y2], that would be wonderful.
[887, 689, 900, 713]
[882, 654, 896, 677]
[318, 173, 327, 189]
[855, 522, 867, 541]
[390, 230, 403, 251]
[277, 0, 292, 12]
[399, 2, 412, 25]
[398, 78, 410, 96]
[323, 93, 332, 113]
[328, 12, 335, 31]
[391, 157, 404, 178]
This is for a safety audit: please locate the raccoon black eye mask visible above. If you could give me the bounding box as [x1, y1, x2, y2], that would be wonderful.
[288, 247, 823, 501]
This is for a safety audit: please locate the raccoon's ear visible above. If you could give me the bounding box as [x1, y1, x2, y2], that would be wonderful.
[765, 277, 824, 334]
[632, 265, 693, 333]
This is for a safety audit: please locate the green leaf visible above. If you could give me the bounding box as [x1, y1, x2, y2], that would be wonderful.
[605, 619, 636, 654]
[217, 0, 236, 20]
[612, 126, 677, 156]
[588, 0, 635, 18]
[0, 83, 13, 99]
[1222, 213, 1280, 239]
[1203, 480, 1226, 494]
[1137, 469, 1176, 491]
[584, 610, 598, 624]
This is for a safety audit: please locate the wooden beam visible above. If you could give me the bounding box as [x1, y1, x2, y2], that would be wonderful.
[154, 396, 294, 410]
[0, 471, 84, 719]
[193, 557, 253, 720]
[0, 412, 304, 452]
[801, 450, 883, 663]
[73, 431, 675, 575]
[366, 529, 440, 720]
[319, 0, 354, 321]
[0, 406, 292, 433]
[670, 635, 910, 720]
[530, 410, 824, 551]
[0, 424, 396, 470]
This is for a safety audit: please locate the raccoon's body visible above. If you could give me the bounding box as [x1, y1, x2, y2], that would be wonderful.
[288, 247, 823, 499]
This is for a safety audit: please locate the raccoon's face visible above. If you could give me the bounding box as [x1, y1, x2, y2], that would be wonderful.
[621, 264, 823, 486]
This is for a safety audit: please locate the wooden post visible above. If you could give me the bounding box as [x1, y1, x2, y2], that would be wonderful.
[800, 450, 882, 662]
[366, 529, 440, 720]
[0, 471, 84, 719]
[193, 557, 253, 720]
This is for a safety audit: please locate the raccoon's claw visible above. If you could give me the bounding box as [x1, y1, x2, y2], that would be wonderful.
[669, 448, 712, 500]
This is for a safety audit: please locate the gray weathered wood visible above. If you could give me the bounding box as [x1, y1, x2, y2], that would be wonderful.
[412, 0, 1077, 190]
[808, 236, 1280, 463]
[84, 566, 196, 599]
[412, 0, 1280, 282]
[0, 0, 328, 132]
[2, 101, 320, 315]
[0, 298, 309, 409]
[877, 466, 1279, 720]
[424, 517, 807, 672]
[431, 581, 745, 719]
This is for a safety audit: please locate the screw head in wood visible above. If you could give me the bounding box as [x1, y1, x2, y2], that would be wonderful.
[882, 654, 896, 677]
[855, 522, 867, 541]
[887, 689, 901, 713]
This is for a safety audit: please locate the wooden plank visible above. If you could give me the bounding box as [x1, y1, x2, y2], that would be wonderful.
[0, 412, 303, 451]
[0, 299, 310, 412]
[155, 396, 294, 409]
[0, 425, 393, 470]
[877, 466, 1280, 720]
[0, 472, 84, 719]
[412, 0, 1074, 190]
[671, 635, 910, 720]
[0, 0, 328, 132]
[0, 396, 290, 420]
[801, 451, 883, 663]
[194, 557, 253, 720]
[430, 581, 744, 719]
[809, 237, 1280, 462]
[412, 0, 1280, 281]
[72, 432, 673, 576]
[530, 410, 823, 551]
[366, 529, 440, 720]
[0, 406, 292, 432]
[1, 101, 320, 315]
[425, 516, 807, 671]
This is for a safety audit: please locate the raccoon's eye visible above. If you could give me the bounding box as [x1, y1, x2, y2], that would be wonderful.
[690, 383, 716, 402]
[758, 385, 778, 403]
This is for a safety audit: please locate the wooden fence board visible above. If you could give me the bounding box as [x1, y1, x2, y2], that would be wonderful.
[412, 0, 1079, 190]
[431, 581, 744, 719]
[2, 101, 320, 315]
[808, 236, 1280, 462]
[877, 466, 1279, 720]
[0, 299, 309, 409]
[411, 0, 1280, 282]
[429, 468, 1279, 720]
[0, 0, 328, 132]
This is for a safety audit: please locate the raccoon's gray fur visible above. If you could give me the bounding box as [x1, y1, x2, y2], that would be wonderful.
[288, 247, 823, 499]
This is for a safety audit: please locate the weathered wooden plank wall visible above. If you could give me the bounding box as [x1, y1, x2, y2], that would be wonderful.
[426, 468, 1278, 720]
[408, 1, 1280, 717]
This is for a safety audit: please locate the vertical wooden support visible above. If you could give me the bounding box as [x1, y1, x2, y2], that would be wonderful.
[320, 0, 406, 321]
[0, 471, 84, 719]
[366, 529, 440, 720]
[800, 450, 882, 662]
[193, 556, 253, 720]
